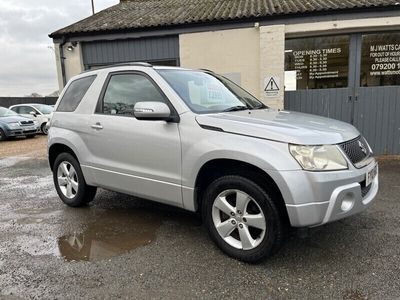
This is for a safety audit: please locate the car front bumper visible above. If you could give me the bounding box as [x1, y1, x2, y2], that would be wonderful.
[274, 159, 378, 227]
[5, 126, 40, 137]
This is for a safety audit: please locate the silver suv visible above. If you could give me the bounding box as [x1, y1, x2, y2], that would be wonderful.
[48, 63, 378, 262]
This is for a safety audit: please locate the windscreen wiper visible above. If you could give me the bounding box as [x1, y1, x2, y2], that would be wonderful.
[223, 106, 248, 112]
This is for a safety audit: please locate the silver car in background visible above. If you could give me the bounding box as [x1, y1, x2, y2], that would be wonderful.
[48, 63, 378, 262]
[0, 107, 40, 140]
[9, 104, 54, 134]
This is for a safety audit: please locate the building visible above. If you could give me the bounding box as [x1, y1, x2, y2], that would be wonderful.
[49, 0, 400, 154]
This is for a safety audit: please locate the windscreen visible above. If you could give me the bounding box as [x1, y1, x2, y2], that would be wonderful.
[157, 69, 264, 113]
[0, 107, 18, 117]
[32, 104, 54, 114]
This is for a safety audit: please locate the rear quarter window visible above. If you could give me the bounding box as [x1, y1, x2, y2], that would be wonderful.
[57, 75, 96, 112]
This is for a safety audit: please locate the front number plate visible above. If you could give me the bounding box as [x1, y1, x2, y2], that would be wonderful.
[366, 164, 378, 187]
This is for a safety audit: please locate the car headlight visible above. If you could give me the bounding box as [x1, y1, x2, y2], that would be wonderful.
[33, 120, 39, 125]
[7, 122, 20, 129]
[289, 144, 348, 171]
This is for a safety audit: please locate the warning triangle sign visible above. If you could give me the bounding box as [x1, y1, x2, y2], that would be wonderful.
[265, 77, 279, 91]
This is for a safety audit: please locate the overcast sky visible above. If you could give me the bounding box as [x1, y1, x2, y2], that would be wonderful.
[0, 0, 119, 97]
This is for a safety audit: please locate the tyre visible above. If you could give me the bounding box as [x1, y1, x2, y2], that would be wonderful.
[0, 129, 6, 141]
[53, 152, 97, 207]
[41, 123, 48, 135]
[203, 175, 285, 263]
[26, 135, 36, 139]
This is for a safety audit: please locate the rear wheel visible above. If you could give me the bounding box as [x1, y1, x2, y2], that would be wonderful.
[53, 152, 97, 207]
[203, 175, 285, 263]
[0, 129, 6, 141]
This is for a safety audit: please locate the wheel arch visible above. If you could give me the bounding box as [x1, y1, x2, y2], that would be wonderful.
[48, 143, 80, 171]
[194, 158, 290, 224]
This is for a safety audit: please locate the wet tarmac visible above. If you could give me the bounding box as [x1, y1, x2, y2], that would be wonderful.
[0, 153, 399, 299]
[0, 157, 199, 263]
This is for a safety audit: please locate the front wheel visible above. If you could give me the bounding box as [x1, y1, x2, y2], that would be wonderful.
[41, 123, 48, 135]
[0, 129, 6, 141]
[203, 175, 285, 263]
[53, 152, 97, 207]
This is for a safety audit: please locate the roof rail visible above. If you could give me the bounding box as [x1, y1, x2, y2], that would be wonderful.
[199, 68, 214, 73]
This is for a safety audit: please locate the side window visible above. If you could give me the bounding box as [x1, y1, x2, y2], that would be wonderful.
[57, 75, 96, 112]
[19, 106, 33, 114]
[101, 74, 167, 116]
[10, 106, 20, 113]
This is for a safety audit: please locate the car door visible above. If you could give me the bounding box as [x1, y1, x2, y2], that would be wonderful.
[31, 107, 45, 126]
[11, 106, 28, 119]
[18, 106, 39, 120]
[84, 71, 182, 207]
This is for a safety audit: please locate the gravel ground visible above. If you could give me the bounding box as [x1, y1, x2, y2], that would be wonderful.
[0, 143, 399, 299]
[0, 135, 47, 158]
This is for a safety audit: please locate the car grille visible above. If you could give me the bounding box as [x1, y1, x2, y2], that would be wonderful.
[19, 120, 34, 126]
[361, 183, 372, 198]
[339, 136, 371, 165]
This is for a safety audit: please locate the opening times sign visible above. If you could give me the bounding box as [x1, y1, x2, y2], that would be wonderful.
[285, 35, 349, 90]
[285, 33, 400, 89]
[293, 48, 341, 80]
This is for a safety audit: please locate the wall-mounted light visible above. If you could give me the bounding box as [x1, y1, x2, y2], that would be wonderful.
[66, 42, 78, 52]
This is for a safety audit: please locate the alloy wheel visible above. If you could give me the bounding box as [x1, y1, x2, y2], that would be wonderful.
[212, 189, 266, 250]
[57, 161, 79, 199]
[42, 124, 48, 135]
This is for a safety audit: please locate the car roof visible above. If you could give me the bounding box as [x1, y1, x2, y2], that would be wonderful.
[69, 63, 214, 85]
[10, 104, 34, 107]
[82, 63, 197, 75]
[10, 104, 51, 107]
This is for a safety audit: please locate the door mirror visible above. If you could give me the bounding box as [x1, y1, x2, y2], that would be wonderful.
[134, 102, 172, 121]
[29, 111, 37, 117]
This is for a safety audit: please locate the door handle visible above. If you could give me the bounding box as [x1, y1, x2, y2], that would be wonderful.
[91, 122, 103, 130]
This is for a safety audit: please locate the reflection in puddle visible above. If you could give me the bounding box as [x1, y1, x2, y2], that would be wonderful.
[57, 209, 162, 262]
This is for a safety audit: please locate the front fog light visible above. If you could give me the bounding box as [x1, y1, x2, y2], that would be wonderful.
[289, 144, 348, 171]
[341, 195, 355, 212]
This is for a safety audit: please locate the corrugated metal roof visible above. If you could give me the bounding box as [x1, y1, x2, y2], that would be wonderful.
[50, 0, 400, 37]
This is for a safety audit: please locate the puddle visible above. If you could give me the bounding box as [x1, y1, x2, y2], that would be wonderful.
[57, 209, 163, 262]
[14, 207, 59, 215]
[16, 217, 45, 225]
[5, 193, 198, 262]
